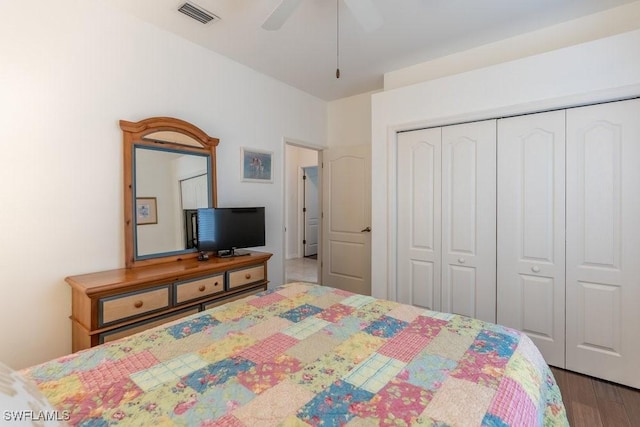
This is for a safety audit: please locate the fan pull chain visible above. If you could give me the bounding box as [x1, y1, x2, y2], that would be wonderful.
[336, 0, 340, 78]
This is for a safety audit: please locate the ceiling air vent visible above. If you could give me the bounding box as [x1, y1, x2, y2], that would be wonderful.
[178, 2, 220, 24]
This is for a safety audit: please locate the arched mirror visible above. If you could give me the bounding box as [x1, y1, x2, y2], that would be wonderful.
[121, 117, 218, 268]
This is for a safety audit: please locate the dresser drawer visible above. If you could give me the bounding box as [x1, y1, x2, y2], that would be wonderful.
[100, 307, 199, 344]
[228, 264, 265, 289]
[202, 286, 266, 310]
[99, 286, 170, 326]
[174, 274, 224, 305]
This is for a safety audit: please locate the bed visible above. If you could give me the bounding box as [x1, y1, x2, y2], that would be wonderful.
[21, 282, 568, 426]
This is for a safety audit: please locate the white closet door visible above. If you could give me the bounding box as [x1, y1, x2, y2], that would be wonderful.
[497, 110, 566, 367]
[566, 98, 640, 388]
[180, 174, 209, 209]
[441, 120, 496, 322]
[397, 128, 442, 310]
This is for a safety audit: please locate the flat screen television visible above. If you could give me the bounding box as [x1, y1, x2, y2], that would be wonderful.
[196, 207, 265, 257]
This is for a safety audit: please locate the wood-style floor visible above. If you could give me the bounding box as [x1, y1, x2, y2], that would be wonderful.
[551, 367, 640, 426]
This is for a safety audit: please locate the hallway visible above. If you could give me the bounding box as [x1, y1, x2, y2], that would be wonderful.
[285, 256, 318, 284]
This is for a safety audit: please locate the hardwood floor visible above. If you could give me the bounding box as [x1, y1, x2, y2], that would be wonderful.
[551, 367, 640, 426]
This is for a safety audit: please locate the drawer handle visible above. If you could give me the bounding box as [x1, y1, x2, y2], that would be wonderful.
[532, 266, 541, 273]
[198, 285, 206, 292]
[245, 273, 252, 279]
[458, 257, 466, 264]
[133, 300, 144, 308]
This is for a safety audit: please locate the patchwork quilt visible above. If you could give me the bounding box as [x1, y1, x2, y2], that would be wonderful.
[22, 283, 568, 426]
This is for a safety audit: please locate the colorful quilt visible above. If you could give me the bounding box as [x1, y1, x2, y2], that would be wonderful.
[22, 283, 568, 426]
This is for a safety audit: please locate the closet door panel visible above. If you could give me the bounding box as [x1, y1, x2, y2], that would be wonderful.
[497, 110, 565, 367]
[397, 128, 442, 310]
[441, 120, 496, 322]
[520, 275, 555, 339]
[449, 265, 477, 318]
[566, 98, 640, 388]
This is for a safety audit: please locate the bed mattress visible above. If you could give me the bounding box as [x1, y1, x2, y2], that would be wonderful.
[22, 282, 568, 426]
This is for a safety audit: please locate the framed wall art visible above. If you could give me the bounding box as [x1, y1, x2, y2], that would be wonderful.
[241, 147, 273, 183]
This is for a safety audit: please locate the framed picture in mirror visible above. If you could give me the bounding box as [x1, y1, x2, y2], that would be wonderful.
[136, 197, 157, 225]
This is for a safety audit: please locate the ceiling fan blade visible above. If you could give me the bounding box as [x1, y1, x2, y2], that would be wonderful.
[343, 0, 383, 32]
[262, 0, 304, 31]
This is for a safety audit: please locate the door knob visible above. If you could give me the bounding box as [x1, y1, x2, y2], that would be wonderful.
[531, 266, 540, 273]
[360, 226, 371, 232]
[458, 258, 466, 264]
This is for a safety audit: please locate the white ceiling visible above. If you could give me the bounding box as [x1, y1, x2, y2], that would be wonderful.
[108, 0, 635, 101]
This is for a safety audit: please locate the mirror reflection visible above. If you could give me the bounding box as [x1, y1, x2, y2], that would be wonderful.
[134, 146, 210, 257]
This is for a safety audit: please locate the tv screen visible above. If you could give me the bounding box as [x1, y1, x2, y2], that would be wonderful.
[197, 207, 265, 256]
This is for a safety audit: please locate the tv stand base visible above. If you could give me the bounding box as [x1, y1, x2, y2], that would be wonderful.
[217, 249, 251, 258]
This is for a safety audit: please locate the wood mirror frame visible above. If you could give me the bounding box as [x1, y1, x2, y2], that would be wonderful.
[120, 117, 219, 268]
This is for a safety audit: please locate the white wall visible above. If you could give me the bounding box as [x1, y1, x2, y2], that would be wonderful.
[327, 91, 375, 147]
[0, 0, 326, 369]
[371, 29, 640, 300]
[384, 1, 640, 90]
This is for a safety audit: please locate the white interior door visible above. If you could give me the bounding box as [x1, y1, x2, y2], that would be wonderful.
[303, 166, 319, 256]
[396, 128, 442, 310]
[566, 98, 640, 388]
[321, 145, 371, 295]
[497, 110, 566, 368]
[441, 120, 496, 322]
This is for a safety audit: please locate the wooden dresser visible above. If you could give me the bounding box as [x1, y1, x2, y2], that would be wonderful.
[66, 251, 272, 351]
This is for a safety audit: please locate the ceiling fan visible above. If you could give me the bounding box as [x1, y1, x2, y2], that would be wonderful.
[262, 0, 383, 32]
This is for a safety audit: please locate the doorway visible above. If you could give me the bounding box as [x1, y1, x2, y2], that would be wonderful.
[284, 142, 321, 284]
[302, 166, 319, 257]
